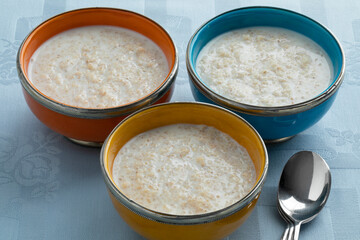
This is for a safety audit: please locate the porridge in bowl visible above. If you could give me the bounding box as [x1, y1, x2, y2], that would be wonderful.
[112, 123, 256, 215]
[196, 27, 332, 107]
[28, 25, 169, 108]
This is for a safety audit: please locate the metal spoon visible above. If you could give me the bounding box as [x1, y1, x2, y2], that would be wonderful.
[277, 151, 331, 240]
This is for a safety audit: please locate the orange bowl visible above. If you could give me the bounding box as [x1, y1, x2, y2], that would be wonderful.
[17, 8, 178, 146]
[101, 102, 268, 240]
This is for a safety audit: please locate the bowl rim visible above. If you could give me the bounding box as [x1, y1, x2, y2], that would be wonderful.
[186, 6, 345, 117]
[100, 101, 269, 225]
[17, 7, 179, 119]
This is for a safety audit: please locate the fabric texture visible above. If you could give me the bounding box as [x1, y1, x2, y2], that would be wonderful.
[0, 0, 359, 239]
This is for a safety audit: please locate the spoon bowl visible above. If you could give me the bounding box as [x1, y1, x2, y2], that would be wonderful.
[277, 151, 331, 239]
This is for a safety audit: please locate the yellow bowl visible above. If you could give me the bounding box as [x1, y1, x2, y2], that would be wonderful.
[100, 102, 268, 240]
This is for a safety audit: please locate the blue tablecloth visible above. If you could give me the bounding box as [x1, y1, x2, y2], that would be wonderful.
[1, 0, 359, 239]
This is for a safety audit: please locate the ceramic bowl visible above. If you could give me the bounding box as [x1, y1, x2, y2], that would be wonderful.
[187, 6, 345, 142]
[17, 7, 178, 146]
[100, 102, 268, 240]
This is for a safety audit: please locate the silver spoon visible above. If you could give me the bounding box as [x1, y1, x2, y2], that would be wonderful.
[277, 151, 331, 240]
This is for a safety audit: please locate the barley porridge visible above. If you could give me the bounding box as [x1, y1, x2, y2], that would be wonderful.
[112, 124, 256, 215]
[28, 25, 169, 108]
[196, 27, 332, 106]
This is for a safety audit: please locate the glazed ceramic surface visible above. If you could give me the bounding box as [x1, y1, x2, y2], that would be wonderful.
[187, 7, 344, 141]
[101, 102, 268, 240]
[17, 8, 178, 145]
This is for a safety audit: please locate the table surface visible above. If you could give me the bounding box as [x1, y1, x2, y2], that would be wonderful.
[1, 0, 359, 239]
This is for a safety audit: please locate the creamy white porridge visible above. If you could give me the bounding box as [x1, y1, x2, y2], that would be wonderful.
[196, 27, 332, 107]
[28, 25, 169, 108]
[112, 124, 256, 215]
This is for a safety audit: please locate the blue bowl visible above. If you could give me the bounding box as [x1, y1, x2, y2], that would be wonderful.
[186, 6, 345, 142]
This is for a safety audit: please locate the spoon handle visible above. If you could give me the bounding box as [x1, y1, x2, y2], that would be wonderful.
[280, 224, 290, 240]
[293, 221, 302, 240]
[281, 223, 294, 240]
